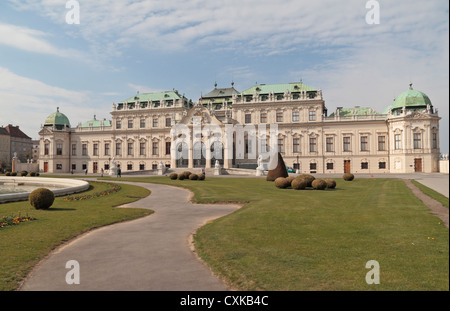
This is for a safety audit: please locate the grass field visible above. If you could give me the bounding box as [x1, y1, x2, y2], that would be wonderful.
[411, 180, 449, 208]
[0, 181, 152, 291]
[110, 176, 449, 291]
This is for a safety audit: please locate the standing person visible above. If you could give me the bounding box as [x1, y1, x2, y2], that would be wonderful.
[201, 168, 205, 176]
[85, 168, 88, 175]
[117, 166, 121, 178]
[101, 168, 104, 177]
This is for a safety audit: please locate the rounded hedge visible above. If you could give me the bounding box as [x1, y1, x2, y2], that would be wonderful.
[296, 174, 315, 187]
[285, 176, 295, 186]
[312, 179, 327, 190]
[189, 173, 198, 180]
[291, 178, 308, 190]
[20, 171, 28, 177]
[29, 188, 55, 210]
[197, 174, 205, 180]
[10, 172, 17, 176]
[5, 172, 11, 176]
[178, 174, 186, 180]
[29, 172, 36, 177]
[274, 177, 290, 189]
[324, 179, 336, 189]
[169, 173, 178, 180]
[182, 171, 192, 178]
[343, 173, 355, 181]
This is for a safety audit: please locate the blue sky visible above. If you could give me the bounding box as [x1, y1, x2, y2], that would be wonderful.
[0, 0, 448, 153]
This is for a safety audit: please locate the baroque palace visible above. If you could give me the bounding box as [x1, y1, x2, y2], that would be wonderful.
[38, 81, 441, 174]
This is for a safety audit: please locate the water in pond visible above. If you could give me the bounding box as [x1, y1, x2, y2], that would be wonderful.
[0, 184, 62, 195]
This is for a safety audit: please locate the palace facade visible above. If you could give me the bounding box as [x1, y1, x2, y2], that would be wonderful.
[38, 82, 441, 174]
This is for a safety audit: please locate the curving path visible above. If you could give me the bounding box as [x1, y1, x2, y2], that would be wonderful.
[20, 182, 240, 291]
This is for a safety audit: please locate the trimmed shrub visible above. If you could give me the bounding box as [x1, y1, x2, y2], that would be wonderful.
[169, 173, 178, 180]
[29, 172, 36, 177]
[20, 171, 28, 177]
[5, 172, 11, 176]
[285, 176, 295, 186]
[274, 177, 290, 189]
[178, 174, 186, 180]
[291, 178, 308, 190]
[343, 173, 355, 181]
[312, 179, 327, 190]
[182, 171, 192, 178]
[296, 174, 315, 187]
[11, 172, 17, 176]
[29, 188, 55, 210]
[324, 179, 336, 189]
[36, 173, 40, 177]
[189, 173, 198, 180]
[197, 174, 205, 180]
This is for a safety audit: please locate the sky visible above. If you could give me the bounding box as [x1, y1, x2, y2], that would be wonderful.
[0, 0, 448, 153]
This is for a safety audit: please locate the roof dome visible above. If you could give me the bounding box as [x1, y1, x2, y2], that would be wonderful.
[44, 107, 71, 128]
[383, 84, 432, 114]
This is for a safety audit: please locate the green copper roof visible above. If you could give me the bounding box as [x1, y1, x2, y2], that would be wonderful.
[329, 107, 379, 117]
[241, 82, 316, 95]
[121, 91, 183, 103]
[80, 116, 111, 128]
[202, 87, 239, 99]
[383, 84, 432, 114]
[44, 107, 70, 127]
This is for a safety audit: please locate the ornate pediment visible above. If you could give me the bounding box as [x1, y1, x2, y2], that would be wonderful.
[178, 106, 223, 126]
[404, 110, 430, 120]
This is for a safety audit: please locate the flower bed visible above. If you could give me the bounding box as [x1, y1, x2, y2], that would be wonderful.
[63, 183, 121, 201]
[0, 213, 36, 229]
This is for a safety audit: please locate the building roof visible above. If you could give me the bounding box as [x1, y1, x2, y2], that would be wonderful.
[120, 91, 184, 103]
[241, 81, 316, 95]
[80, 116, 112, 128]
[384, 83, 432, 113]
[202, 84, 240, 99]
[0, 128, 10, 136]
[3, 124, 31, 139]
[44, 107, 71, 127]
[329, 107, 379, 117]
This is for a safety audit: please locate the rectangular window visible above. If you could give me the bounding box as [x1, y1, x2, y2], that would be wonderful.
[71, 144, 77, 156]
[140, 142, 146, 156]
[278, 138, 284, 153]
[343, 137, 351, 152]
[56, 164, 62, 170]
[82, 144, 87, 156]
[105, 143, 110, 156]
[260, 113, 267, 123]
[326, 137, 334, 152]
[127, 164, 133, 171]
[127, 142, 133, 156]
[395, 134, 402, 150]
[104, 164, 110, 170]
[72, 164, 76, 170]
[139, 164, 145, 171]
[115, 142, 122, 156]
[360, 136, 368, 151]
[82, 164, 87, 170]
[153, 118, 158, 128]
[152, 142, 158, 156]
[326, 162, 334, 170]
[433, 133, 437, 149]
[310, 163, 317, 170]
[309, 110, 316, 121]
[379, 162, 386, 169]
[44, 143, 49, 155]
[165, 118, 172, 127]
[116, 120, 121, 129]
[56, 144, 63, 156]
[309, 137, 317, 153]
[292, 111, 299, 122]
[166, 142, 171, 155]
[413, 133, 422, 149]
[245, 114, 252, 124]
[361, 162, 369, 169]
[140, 119, 146, 128]
[276, 112, 283, 122]
[93, 143, 98, 156]
[378, 136, 386, 151]
[293, 138, 300, 153]
[152, 164, 158, 170]
[128, 119, 133, 129]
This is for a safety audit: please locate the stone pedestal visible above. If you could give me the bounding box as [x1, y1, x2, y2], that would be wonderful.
[256, 167, 264, 176]
[214, 160, 221, 175]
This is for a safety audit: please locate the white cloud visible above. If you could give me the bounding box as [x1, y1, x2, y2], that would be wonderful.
[0, 67, 106, 139]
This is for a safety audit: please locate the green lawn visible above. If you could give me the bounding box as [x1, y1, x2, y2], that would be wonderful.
[109, 176, 449, 291]
[0, 181, 152, 291]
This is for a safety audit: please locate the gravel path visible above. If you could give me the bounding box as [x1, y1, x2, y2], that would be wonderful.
[404, 179, 449, 228]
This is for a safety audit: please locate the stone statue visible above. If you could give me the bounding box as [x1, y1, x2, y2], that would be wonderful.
[215, 160, 220, 169]
[109, 157, 116, 176]
[158, 161, 164, 169]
